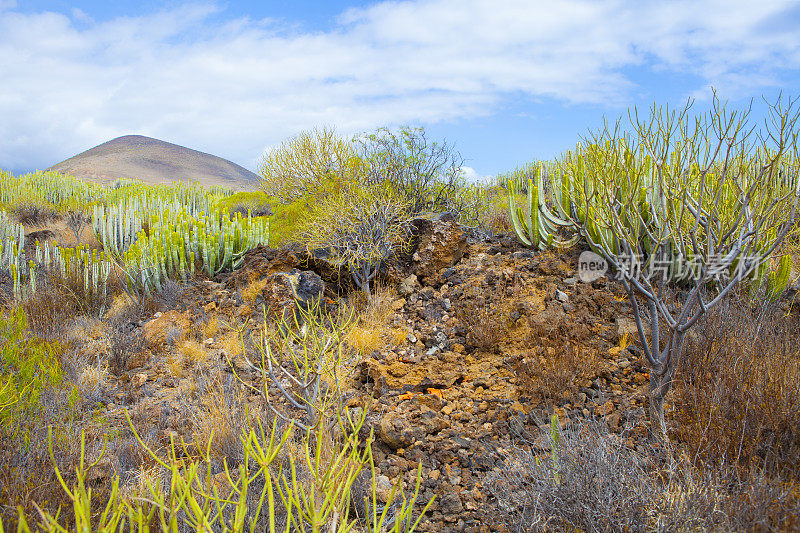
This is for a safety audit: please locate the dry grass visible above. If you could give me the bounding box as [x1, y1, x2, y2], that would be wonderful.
[241, 278, 268, 306]
[343, 284, 406, 354]
[674, 291, 800, 478]
[179, 339, 208, 365]
[191, 373, 252, 464]
[202, 316, 220, 339]
[219, 330, 244, 358]
[487, 416, 800, 532]
[482, 192, 513, 235]
[515, 343, 599, 403]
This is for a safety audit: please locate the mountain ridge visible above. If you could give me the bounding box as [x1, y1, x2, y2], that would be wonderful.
[47, 135, 260, 190]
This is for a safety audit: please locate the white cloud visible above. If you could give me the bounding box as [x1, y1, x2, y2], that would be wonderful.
[0, 0, 798, 171]
[70, 8, 93, 24]
[458, 166, 491, 184]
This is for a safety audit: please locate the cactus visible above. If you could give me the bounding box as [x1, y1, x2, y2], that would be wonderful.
[766, 254, 793, 302]
[123, 210, 269, 294]
[507, 166, 580, 252]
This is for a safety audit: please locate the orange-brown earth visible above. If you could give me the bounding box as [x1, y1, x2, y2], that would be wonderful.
[70, 216, 657, 532]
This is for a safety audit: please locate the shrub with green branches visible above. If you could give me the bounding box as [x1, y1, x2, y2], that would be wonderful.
[4, 412, 431, 533]
[506, 94, 800, 438]
[0, 309, 69, 434]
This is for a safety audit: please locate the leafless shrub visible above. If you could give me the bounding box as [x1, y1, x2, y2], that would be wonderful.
[304, 190, 412, 299]
[64, 209, 89, 245]
[487, 418, 656, 532]
[456, 296, 511, 353]
[11, 203, 59, 225]
[514, 343, 596, 403]
[487, 417, 800, 532]
[150, 278, 192, 310]
[674, 290, 800, 477]
[108, 317, 144, 374]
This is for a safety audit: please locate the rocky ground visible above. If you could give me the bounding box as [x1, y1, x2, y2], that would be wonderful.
[77, 215, 658, 532]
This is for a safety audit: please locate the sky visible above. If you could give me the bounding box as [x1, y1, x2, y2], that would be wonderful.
[1, 0, 800, 181]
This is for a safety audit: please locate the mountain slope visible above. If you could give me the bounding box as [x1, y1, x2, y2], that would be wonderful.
[48, 135, 260, 190]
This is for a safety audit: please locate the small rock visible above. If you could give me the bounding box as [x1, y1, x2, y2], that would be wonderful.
[379, 412, 415, 449]
[616, 317, 638, 340]
[399, 274, 419, 296]
[438, 492, 464, 514]
[374, 475, 394, 503]
[556, 289, 568, 302]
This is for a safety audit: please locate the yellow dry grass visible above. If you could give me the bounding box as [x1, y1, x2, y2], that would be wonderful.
[219, 330, 244, 357]
[241, 278, 268, 306]
[179, 340, 208, 365]
[202, 316, 220, 339]
[343, 284, 407, 354]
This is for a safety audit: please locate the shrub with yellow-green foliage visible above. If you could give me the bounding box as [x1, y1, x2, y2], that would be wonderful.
[214, 190, 273, 217]
[259, 126, 485, 230]
[0, 308, 87, 524]
[259, 126, 365, 203]
[0, 309, 70, 432]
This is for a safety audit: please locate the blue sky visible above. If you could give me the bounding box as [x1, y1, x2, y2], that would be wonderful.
[2, 0, 800, 180]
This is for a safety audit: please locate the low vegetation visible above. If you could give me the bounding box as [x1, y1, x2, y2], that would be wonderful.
[0, 108, 799, 531]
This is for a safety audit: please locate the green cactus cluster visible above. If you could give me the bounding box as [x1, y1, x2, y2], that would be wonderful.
[507, 163, 581, 251]
[0, 170, 104, 213]
[506, 138, 799, 296]
[124, 210, 268, 296]
[0, 170, 264, 300]
[0, 207, 114, 301]
[56, 244, 113, 301]
[0, 211, 32, 301]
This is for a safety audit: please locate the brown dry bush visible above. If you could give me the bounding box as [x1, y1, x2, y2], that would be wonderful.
[487, 416, 800, 533]
[455, 283, 515, 353]
[22, 270, 121, 339]
[457, 299, 512, 353]
[515, 343, 597, 403]
[674, 291, 800, 478]
[11, 203, 60, 225]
